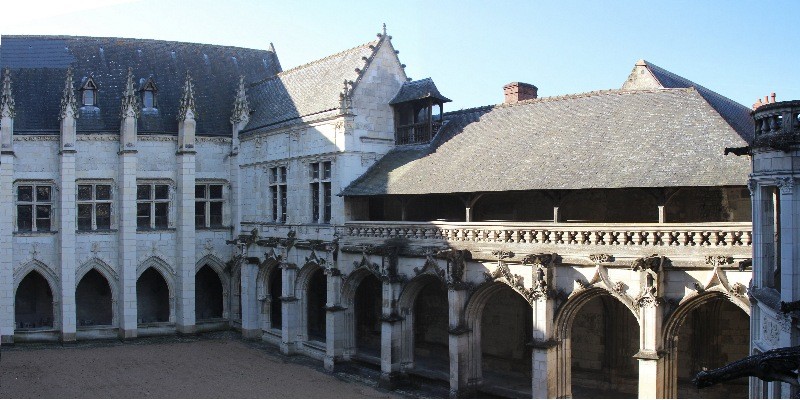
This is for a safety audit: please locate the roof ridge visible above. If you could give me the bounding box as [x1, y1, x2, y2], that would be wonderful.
[248, 38, 380, 88]
[0, 34, 276, 54]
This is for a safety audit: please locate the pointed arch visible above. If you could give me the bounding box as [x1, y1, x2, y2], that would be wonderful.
[342, 268, 382, 357]
[296, 260, 327, 343]
[14, 262, 60, 331]
[136, 256, 176, 324]
[196, 253, 231, 320]
[397, 273, 448, 373]
[76, 258, 119, 327]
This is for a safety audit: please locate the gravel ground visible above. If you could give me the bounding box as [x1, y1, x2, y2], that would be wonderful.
[0, 332, 402, 399]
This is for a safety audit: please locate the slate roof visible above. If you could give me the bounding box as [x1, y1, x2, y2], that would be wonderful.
[340, 87, 753, 196]
[0, 35, 281, 135]
[623, 60, 755, 142]
[243, 39, 382, 133]
[389, 78, 451, 105]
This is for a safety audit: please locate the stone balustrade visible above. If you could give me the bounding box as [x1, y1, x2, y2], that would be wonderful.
[342, 221, 752, 249]
[754, 100, 800, 139]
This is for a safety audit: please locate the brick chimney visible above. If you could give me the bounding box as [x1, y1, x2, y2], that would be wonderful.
[753, 92, 777, 110]
[503, 82, 538, 104]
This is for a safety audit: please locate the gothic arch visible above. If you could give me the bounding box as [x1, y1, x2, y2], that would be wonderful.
[13, 260, 61, 330]
[195, 254, 230, 320]
[76, 258, 119, 326]
[397, 273, 448, 373]
[296, 260, 327, 343]
[256, 258, 281, 331]
[341, 267, 381, 357]
[552, 286, 641, 398]
[136, 256, 176, 324]
[661, 290, 751, 398]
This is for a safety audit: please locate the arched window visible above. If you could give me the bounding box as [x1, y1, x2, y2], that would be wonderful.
[141, 77, 158, 109]
[81, 77, 98, 107]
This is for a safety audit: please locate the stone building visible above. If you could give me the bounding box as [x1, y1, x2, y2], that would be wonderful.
[0, 31, 758, 398]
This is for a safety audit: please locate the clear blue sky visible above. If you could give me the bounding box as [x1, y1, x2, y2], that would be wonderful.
[2, 0, 798, 112]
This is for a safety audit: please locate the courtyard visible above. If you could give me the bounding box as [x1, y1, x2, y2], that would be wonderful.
[0, 332, 404, 399]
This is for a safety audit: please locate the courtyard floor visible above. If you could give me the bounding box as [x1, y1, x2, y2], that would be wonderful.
[0, 331, 404, 399]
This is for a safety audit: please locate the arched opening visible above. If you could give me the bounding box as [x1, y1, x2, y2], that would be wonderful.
[195, 265, 223, 320]
[136, 268, 170, 323]
[412, 279, 449, 373]
[675, 298, 749, 398]
[269, 267, 282, 329]
[354, 273, 382, 357]
[570, 294, 639, 398]
[479, 284, 533, 395]
[76, 269, 112, 326]
[306, 268, 327, 342]
[15, 271, 54, 329]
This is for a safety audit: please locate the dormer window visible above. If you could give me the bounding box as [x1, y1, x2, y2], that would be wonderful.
[389, 78, 451, 145]
[140, 77, 158, 109]
[80, 77, 98, 107]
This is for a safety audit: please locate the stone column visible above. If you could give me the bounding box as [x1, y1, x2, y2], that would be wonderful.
[58, 69, 79, 342]
[280, 262, 299, 354]
[0, 68, 16, 344]
[175, 72, 197, 334]
[636, 301, 666, 398]
[240, 258, 260, 339]
[118, 68, 139, 339]
[324, 266, 346, 371]
[447, 287, 473, 398]
[379, 279, 403, 389]
[531, 297, 557, 398]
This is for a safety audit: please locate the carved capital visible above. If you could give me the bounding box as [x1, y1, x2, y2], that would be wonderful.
[776, 177, 794, 195]
[705, 255, 734, 267]
[746, 178, 757, 196]
[589, 253, 613, 264]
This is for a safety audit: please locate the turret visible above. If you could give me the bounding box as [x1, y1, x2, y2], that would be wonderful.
[177, 71, 197, 153]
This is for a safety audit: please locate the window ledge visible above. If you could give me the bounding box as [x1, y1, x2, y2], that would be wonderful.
[13, 230, 58, 236]
[77, 229, 118, 235]
[196, 226, 232, 231]
[136, 228, 177, 233]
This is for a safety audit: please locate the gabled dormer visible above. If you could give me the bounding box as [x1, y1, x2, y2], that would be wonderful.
[80, 76, 98, 107]
[140, 77, 158, 109]
[389, 78, 451, 145]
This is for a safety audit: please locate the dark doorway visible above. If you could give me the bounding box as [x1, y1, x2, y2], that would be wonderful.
[76, 269, 113, 326]
[15, 271, 54, 329]
[413, 279, 449, 372]
[480, 285, 533, 395]
[137, 268, 170, 323]
[269, 268, 282, 329]
[354, 274, 382, 357]
[195, 265, 224, 320]
[307, 268, 327, 342]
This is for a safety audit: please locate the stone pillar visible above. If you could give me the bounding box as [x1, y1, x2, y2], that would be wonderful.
[58, 69, 79, 342]
[657, 205, 666, 223]
[324, 267, 346, 371]
[0, 68, 15, 344]
[636, 301, 666, 399]
[175, 72, 197, 334]
[240, 259, 260, 339]
[531, 297, 557, 398]
[379, 280, 403, 389]
[448, 288, 473, 398]
[280, 262, 299, 354]
[118, 68, 139, 339]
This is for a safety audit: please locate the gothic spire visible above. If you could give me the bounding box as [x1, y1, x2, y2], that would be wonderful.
[59, 67, 79, 120]
[177, 70, 196, 120]
[120, 67, 140, 119]
[0, 67, 15, 118]
[230, 75, 250, 125]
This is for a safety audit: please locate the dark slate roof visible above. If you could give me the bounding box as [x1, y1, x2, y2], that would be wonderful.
[341, 88, 752, 196]
[623, 60, 755, 143]
[0, 35, 281, 135]
[243, 39, 382, 133]
[389, 78, 451, 105]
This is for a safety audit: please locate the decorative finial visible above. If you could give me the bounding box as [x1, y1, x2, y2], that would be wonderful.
[0, 67, 15, 118]
[59, 67, 79, 120]
[178, 70, 197, 121]
[383, 23, 387, 36]
[120, 67, 140, 119]
[230, 75, 250, 124]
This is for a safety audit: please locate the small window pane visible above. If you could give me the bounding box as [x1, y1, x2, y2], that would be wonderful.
[195, 201, 206, 227]
[83, 90, 94, 106]
[143, 91, 154, 108]
[78, 204, 92, 231]
[18, 186, 32, 202]
[78, 185, 93, 201]
[195, 185, 206, 199]
[323, 182, 331, 224]
[96, 203, 111, 230]
[17, 205, 32, 231]
[154, 203, 169, 228]
[137, 203, 151, 229]
[137, 185, 151, 200]
[36, 186, 51, 202]
[311, 182, 319, 222]
[271, 188, 278, 222]
[270, 168, 277, 184]
[209, 202, 223, 227]
[96, 185, 111, 200]
[36, 205, 51, 231]
[311, 163, 319, 180]
[323, 162, 331, 180]
[154, 185, 169, 200]
[279, 167, 286, 183]
[209, 185, 223, 199]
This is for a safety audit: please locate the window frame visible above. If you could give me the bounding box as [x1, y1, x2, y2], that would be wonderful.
[309, 160, 332, 224]
[136, 181, 173, 231]
[140, 78, 158, 110]
[195, 181, 226, 229]
[80, 77, 98, 107]
[76, 181, 114, 232]
[15, 181, 55, 233]
[269, 165, 287, 224]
